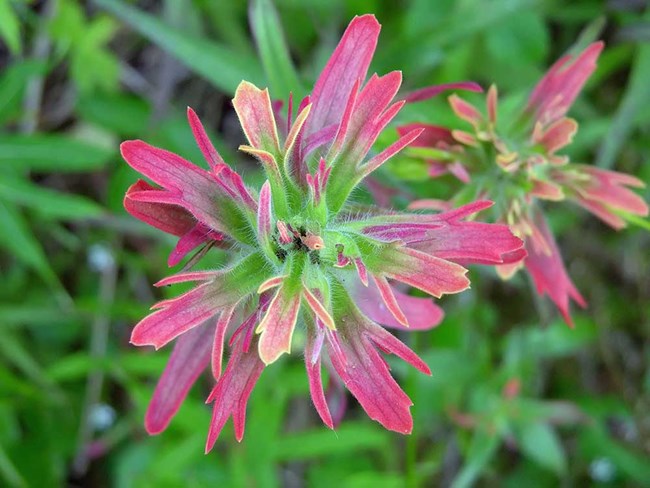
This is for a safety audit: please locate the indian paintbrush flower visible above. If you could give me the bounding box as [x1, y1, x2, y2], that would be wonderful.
[121, 15, 524, 451]
[401, 41, 648, 325]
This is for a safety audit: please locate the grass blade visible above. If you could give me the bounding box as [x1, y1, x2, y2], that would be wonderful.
[249, 0, 304, 99]
[95, 0, 264, 95]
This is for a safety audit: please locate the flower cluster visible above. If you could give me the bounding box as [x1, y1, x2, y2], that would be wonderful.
[122, 15, 524, 450]
[402, 42, 648, 324]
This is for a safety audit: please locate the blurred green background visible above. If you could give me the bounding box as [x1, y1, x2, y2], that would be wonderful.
[1, 0, 649, 486]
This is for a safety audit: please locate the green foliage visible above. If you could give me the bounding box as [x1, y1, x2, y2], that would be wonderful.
[250, 0, 304, 99]
[50, 0, 120, 93]
[0, 0, 648, 487]
[95, 0, 265, 95]
[0, 0, 22, 55]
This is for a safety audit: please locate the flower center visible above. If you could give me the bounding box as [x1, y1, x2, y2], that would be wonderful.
[272, 220, 325, 265]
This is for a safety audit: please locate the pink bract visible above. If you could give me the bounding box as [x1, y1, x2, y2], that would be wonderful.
[400, 41, 648, 325]
[122, 14, 524, 450]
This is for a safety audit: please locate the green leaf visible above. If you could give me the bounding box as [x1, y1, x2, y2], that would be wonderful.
[77, 93, 151, 136]
[199, 0, 252, 55]
[95, 0, 265, 95]
[250, 0, 303, 99]
[271, 423, 390, 461]
[0, 176, 104, 220]
[0, 134, 113, 172]
[0, 201, 59, 287]
[0, 443, 26, 488]
[517, 423, 567, 475]
[619, 212, 650, 232]
[0, 304, 74, 328]
[503, 318, 597, 365]
[0, 368, 41, 399]
[486, 11, 548, 66]
[596, 26, 650, 169]
[45, 353, 97, 382]
[452, 430, 500, 488]
[0, 331, 62, 400]
[0, 61, 48, 122]
[0, 0, 21, 55]
[50, 0, 120, 93]
[580, 426, 650, 484]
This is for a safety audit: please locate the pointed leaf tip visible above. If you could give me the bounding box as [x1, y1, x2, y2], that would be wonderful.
[233, 81, 281, 155]
[256, 287, 301, 364]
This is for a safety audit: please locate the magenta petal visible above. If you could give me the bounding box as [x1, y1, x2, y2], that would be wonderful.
[256, 285, 301, 364]
[329, 78, 361, 158]
[212, 305, 237, 379]
[131, 279, 235, 349]
[305, 325, 333, 429]
[411, 221, 524, 265]
[433, 200, 494, 220]
[364, 321, 431, 375]
[342, 72, 403, 163]
[121, 141, 228, 233]
[443, 162, 468, 183]
[124, 180, 195, 237]
[303, 123, 338, 159]
[527, 42, 604, 124]
[403, 81, 483, 103]
[306, 15, 380, 137]
[371, 274, 409, 326]
[302, 285, 335, 330]
[168, 223, 221, 267]
[449, 95, 483, 127]
[145, 319, 213, 435]
[257, 180, 272, 242]
[154, 270, 219, 287]
[350, 277, 444, 330]
[524, 212, 586, 326]
[326, 308, 425, 434]
[382, 247, 470, 298]
[397, 123, 455, 148]
[361, 127, 424, 177]
[409, 200, 524, 265]
[232, 81, 281, 155]
[573, 166, 648, 228]
[354, 257, 369, 286]
[205, 335, 265, 450]
[187, 107, 226, 171]
[536, 118, 577, 154]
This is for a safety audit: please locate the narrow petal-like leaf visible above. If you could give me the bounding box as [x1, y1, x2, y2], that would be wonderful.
[306, 15, 380, 136]
[371, 275, 409, 327]
[403, 81, 483, 103]
[302, 285, 335, 330]
[256, 286, 301, 364]
[205, 335, 265, 450]
[361, 127, 423, 177]
[233, 81, 281, 155]
[212, 305, 237, 379]
[187, 107, 226, 171]
[304, 325, 333, 429]
[257, 180, 272, 243]
[349, 277, 444, 330]
[145, 320, 213, 434]
[124, 180, 195, 237]
[378, 247, 470, 298]
[121, 141, 229, 233]
[168, 223, 221, 267]
[524, 211, 586, 326]
[257, 275, 286, 294]
[132, 277, 240, 349]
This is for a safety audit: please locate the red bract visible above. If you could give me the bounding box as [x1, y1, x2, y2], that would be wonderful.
[401, 42, 648, 324]
[122, 14, 523, 450]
